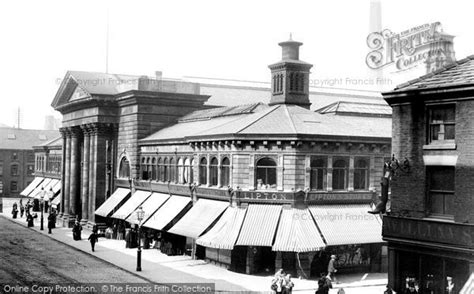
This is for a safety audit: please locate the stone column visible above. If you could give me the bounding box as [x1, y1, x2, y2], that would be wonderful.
[80, 125, 90, 225]
[63, 128, 72, 224]
[69, 126, 82, 220]
[59, 128, 68, 218]
[87, 124, 97, 226]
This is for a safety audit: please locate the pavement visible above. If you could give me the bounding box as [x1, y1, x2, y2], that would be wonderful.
[1, 198, 388, 293]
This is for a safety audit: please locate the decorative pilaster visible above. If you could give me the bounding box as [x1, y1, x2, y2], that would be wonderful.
[327, 155, 333, 192]
[59, 127, 68, 218]
[348, 156, 355, 191]
[87, 124, 98, 226]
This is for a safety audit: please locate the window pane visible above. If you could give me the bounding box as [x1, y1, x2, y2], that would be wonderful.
[354, 170, 367, 190]
[445, 124, 455, 140]
[257, 158, 276, 167]
[210, 166, 218, 186]
[267, 168, 277, 187]
[430, 192, 445, 214]
[221, 166, 230, 187]
[333, 169, 346, 190]
[429, 167, 454, 191]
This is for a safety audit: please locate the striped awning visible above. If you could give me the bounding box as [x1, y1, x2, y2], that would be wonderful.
[111, 190, 151, 220]
[95, 188, 130, 217]
[44, 179, 60, 195]
[168, 199, 228, 239]
[236, 204, 282, 247]
[143, 195, 191, 231]
[51, 180, 61, 194]
[126, 192, 170, 225]
[309, 204, 383, 246]
[196, 206, 247, 250]
[32, 178, 53, 199]
[51, 194, 61, 207]
[20, 177, 44, 197]
[272, 207, 325, 252]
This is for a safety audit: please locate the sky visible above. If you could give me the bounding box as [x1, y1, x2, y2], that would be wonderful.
[1, 0, 473, 129]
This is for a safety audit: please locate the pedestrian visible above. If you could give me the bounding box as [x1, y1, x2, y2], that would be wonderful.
[327, 254, 338, 283]
[19, 199, 25, 218]
[47, 210, 56, 234]
[271, 269, 285, 294]
[384, 284, 394, 294]
[11, 203, 19, 219]
[72, 220, 82, 240]
[88, 232, 99, 252]
[282, 274, 294, 294]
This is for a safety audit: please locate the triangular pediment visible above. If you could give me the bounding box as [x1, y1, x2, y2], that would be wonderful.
[51, 72, 92, 110]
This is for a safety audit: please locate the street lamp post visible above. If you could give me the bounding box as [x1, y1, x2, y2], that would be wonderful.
[40, 187, 45, 231]
[136, 206, 145, 272]
[47, 187, 54, 213]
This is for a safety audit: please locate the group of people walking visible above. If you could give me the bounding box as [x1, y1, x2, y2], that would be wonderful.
[271, 269, 294, 294]
[72, 219, 99, 252]
[12, 199, 57, 233]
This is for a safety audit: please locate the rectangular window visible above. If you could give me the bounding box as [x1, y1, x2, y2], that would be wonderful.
[10, 181, 18, 192]
[11, 164, 19, 176]
[27, 165, 34, 176]
[354, 157, 370, 190]
[332, 158, 349, 190]
[428, 104, 455, 143]
[310, 157, 327, 190]
[427, 166, 455, 218]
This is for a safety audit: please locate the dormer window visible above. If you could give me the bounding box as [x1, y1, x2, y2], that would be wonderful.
[428, 104, 455, 143]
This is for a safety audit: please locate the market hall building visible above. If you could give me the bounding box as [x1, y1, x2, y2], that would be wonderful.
[382, 56, 474, 293]
[47, 39, 391, 277]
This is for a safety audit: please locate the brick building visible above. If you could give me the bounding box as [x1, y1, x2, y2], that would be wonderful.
[382, 56, 474, 293]
[0, 127, 58, 198]
[46, 38, 391, 277]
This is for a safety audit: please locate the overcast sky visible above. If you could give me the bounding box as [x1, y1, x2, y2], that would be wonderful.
[1, 0, 473, 129]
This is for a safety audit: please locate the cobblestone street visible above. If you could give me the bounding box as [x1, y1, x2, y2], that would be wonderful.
[0, 216, 147, 286]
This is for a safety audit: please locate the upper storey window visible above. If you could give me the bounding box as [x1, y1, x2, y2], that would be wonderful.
[428, 104, 455, 143]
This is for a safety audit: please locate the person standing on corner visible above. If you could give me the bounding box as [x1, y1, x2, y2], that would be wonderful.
[72, 220, 82, 240]
[47, 210, 56, 234]
[19, 199, 25, 218]
[327, 255, 338, 284]
[88, 232, 99, 252]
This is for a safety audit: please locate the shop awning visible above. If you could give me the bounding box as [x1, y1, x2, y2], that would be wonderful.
[51, 180, 61, 194]
[95, 188, 131, 217]
[20, 177, 44, 197]
[309, 204, 383, 246]
[111, 190, 151, 220]
[272, 207, 325, 252]
[236, 204, 282, 247]
[51, 193, 61, 207]
[126, 192, 170, 225]
[142, 195, 191, 231]
[44, 179, 60, 194]
[168, 199, 228, 239]
[196, 206, 247, 250]
[32, 178, 53, 199]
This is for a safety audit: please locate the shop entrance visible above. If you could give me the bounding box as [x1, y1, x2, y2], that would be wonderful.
[281, 252, 297, 276]
[255, 247, 276, 274]
[230, 246, 247, 273]
[310, 251, 330, 278]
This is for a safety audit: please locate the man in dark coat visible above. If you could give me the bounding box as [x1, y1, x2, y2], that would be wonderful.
[72, 221, 82, 240]
[19, 199, 25, 218]
[316, 273, 330, 294]
[88, 232, 99, 252]
[12, 203, 18, 219]
[47, 211, 56, 234]
[26, 211, 36, 227]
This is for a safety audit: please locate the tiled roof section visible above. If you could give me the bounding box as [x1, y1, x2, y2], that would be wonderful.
[0, 128, 60, 150]
[179, 103, 261, 122]
[315, 101, 392, 117]
[141, 103, 391, 143]
[37, 136, 63, 148]
[393, 55, 474, 92]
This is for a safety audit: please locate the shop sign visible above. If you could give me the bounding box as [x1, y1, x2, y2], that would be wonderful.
[383, 216, 474, 248]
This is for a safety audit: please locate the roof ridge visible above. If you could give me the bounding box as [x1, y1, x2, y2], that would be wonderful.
[393, 55, 474, 91]
[235, 105, 281, 134]
[283, 105, 298, 134]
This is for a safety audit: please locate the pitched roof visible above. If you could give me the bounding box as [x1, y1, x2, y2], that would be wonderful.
[315, 101, 392, 117]
[0, 128, 60, 150]
[140, 103, 391, 143]
[392, 55, 474, 92]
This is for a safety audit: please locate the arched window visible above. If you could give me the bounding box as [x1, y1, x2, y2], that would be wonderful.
[210, 157, 218, 186]
[354, 158, 369, 190]
[178, 158, 185, 184]
[289, 73, 295, 91]
[221, 157, 230, 187]
[157, 158, 163, 181]
[163, 158, 168, 181]
[151, 158, 157, 180]
[279, 74, 283, 92]
[255, 157, 277, 189]
[141, 158, 148, 180]
[199, 157, 207, 185]
[170, 158, 176, 183]
[333, 158, 348, 190]
[118, 157, 130, 178]
[273, 75, 277, 93]
[310, 157, 327, 190]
